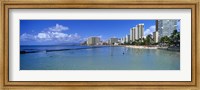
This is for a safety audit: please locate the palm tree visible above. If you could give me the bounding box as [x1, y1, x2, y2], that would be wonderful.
[134, 40, 138, 45]
[170, 30, 180, 46]
[160, 36, 171, 46]
[145, 34, 154, 46]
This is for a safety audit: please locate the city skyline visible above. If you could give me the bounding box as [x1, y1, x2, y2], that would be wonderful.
[20, 20, 179, 45]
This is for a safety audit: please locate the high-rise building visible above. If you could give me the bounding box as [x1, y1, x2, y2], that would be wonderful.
[134, 24, 144, 40]
[108, 38, 118, 45]
[138, 24, 144, 39]
[122, 23, 144, 43]
[153, 31, 159, 43]
[156, 20, 178, 40]
[122, 37, 126, 44]
[87, 37, 100, 45]
[134, 26, 138, 40]
[126, 35, 130, 43]
[156, 20, 159, 31]
[120, 38, 123, 44]
[130, 27, 135, 42]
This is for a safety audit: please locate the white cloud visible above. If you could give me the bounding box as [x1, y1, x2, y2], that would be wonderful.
[20, 24, 81, 43]
[97, 35, 102, 38]
[48, 24, 69, 32]
[20, 33, 35, 41]
[35, 32, 52, 41]
[144, 25, 156, 36]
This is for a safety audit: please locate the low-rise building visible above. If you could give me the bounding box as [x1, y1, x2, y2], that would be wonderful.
[87, 37, 100, 45]
[108, 38, 118, 45]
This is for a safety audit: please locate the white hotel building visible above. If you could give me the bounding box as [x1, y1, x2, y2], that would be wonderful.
[153, 31, 159, 43]
[126, 35, 130, 43]
[121, 37, 126, 44]
[108, 38, 118, 45]
[130, 23, 144, 42]
[130, 27, 135, 42]
[87, 37, 100, 45]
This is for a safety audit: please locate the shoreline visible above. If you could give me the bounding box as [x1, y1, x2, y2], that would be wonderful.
[124, 45, 180, 52]
[124, 45, 160, 49]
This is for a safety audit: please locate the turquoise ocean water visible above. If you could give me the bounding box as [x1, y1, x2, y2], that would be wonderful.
[20, 45, 180, 70]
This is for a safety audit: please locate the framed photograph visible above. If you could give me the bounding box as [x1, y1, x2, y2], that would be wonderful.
[1, 0, 199, 89]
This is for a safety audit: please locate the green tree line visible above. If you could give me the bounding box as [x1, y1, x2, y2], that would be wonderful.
[124, 30, 180, 47]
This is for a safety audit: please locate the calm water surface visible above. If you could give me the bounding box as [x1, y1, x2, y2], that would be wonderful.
[20, 45, 180, 70]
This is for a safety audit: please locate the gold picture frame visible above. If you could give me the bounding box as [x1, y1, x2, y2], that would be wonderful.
[0, 0, 199, 90]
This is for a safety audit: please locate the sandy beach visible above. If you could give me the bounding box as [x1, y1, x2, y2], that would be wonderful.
[125, 45, 159, 49]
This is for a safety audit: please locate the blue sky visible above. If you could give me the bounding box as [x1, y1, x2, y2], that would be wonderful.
[20, 20, 166, 45]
